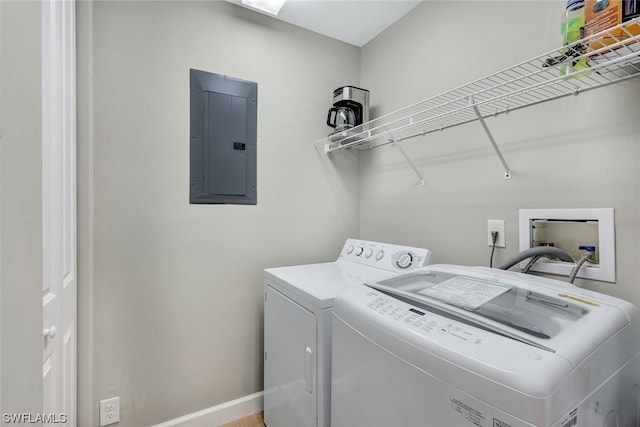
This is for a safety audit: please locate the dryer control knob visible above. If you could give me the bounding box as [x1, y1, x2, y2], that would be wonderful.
[396, 252, 414, 269]
[364, 248, 373, 258]
[375, 250, 385, 261]
[355, 247, 364, 256]
[347, 245, 354, 254]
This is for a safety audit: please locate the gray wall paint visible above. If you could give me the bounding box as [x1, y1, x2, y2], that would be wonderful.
[0, 0, 43, 416]
[360, 1, 640, 305]
[79, 1, 360, 425]
[77, 1, 95, 425]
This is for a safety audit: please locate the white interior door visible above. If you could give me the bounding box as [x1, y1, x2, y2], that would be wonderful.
[42, 0, 77, 424]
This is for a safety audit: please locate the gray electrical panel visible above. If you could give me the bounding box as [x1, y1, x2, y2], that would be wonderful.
[190, 69, 257, 204]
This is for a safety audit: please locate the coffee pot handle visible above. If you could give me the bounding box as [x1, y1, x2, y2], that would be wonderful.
[326, 107, 338, 128]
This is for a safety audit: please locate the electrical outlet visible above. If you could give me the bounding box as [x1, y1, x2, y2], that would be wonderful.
[100, 397, 120, 426]
[487, 219, 506, 248]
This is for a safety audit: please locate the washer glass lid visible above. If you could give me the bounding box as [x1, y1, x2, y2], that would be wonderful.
[367, 270, 589, 341]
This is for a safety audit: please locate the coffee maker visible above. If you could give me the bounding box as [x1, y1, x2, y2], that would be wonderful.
[326, 86, 370, 136]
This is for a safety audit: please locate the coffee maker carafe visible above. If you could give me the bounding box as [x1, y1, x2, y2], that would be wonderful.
[326, 86, 370, 135]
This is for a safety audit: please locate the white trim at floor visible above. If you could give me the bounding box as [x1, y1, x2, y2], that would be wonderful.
[152, 391, 263, 427]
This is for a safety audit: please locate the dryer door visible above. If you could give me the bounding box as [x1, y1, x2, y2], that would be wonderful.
[264, 285, 317, 427]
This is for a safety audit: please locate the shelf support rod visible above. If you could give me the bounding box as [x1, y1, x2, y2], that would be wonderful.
[468, 96, 512, 179]
[387, 131, 425, 186]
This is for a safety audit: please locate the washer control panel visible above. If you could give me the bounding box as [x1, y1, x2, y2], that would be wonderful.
[365, 293, 481, 346]
[339, 238, 431, 272]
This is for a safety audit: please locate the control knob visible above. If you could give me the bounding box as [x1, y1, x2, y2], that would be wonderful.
[396, 252, 414, 269]
[364, 248, 373, 258]
[355, 247, 364, 256]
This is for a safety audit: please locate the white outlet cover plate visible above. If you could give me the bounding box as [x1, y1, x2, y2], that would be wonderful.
[100, 397, 120, 426]
[487, 219, 506, 248]
[518, 208, 615, 283]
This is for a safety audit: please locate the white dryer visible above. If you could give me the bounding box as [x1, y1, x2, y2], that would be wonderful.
[331, 265, 640, 427]
[263, 238, 431, 427]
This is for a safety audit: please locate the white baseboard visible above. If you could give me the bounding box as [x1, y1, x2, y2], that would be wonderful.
[152, 391, 264, 427]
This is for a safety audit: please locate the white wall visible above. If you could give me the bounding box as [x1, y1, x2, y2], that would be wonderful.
[360, 1, 640, 305]
[78, 1, 360, 425]
[0, 0, 43, 416]
[77, 2, 95, 425]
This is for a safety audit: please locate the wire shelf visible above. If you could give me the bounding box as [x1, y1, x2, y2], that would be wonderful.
[318, 17, 640, 154]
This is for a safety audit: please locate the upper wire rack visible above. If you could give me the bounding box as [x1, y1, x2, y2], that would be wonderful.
[319, 17, 640, 153]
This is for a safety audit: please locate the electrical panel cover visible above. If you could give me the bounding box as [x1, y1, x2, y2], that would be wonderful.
[190, 69, 257, 204]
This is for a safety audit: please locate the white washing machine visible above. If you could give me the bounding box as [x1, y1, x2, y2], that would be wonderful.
[263, 238, 431, 427]
[331, 265, 640, 427]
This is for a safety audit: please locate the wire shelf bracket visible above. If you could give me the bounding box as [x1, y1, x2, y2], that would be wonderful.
[388, 132, 425, 186]
[468, 95, 512, 179]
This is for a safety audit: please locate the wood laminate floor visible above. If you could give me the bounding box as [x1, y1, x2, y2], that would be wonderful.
[219, 411, 264, 427]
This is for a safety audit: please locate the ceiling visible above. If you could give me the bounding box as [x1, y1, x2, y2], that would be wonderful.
[226, 0, 423, 47]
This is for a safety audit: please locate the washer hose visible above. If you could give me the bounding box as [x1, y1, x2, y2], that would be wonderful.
[568, 253, 594, 284]
[496, 247, 574, 271]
